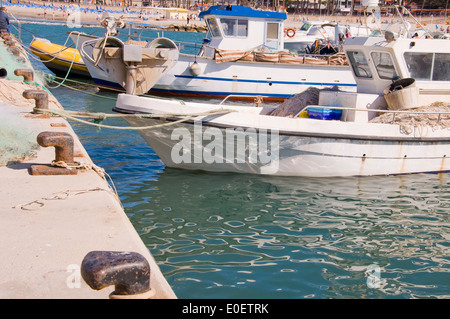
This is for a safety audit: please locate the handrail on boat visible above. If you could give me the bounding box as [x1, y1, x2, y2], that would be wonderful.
[303, 105, 450, 123]
[219, 94, 266, 106]
[125, 26, 204, 54]
[305, 105, 450, 115]
[80, 38, 100, 65]
[219, 95, 245, 105]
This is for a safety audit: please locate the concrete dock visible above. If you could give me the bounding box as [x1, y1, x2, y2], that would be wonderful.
[0, 78, 176, 297]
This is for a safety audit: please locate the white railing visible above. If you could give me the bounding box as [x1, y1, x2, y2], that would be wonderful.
[303, 105, 450, 124]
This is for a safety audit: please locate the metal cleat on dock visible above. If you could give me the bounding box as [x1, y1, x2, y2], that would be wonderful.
[15, 69, 34, 82]
[29, 131, 77, 176]
[81, 251, 155, 299]
[8, 47, 21, 57]
[22, 89, 48, 111]
[4, 40, 15, 46]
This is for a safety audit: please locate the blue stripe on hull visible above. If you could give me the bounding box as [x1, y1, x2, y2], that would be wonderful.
[92, 75, 356, 98]
[174, 74, 357, 87]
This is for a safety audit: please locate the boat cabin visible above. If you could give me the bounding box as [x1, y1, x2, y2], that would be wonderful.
[317, 34, 450, 123]
[343, 35, 450, 97]
[199, 5, 287, 56]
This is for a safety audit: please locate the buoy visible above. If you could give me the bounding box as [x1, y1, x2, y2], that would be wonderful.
[189, 61, 201, 76]
[286, 28, 296, 38]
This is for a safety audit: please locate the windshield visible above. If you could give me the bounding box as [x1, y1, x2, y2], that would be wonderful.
[371, 52, 398, 80]
[206, 17, 221, 37]
[299, 23, 311, 31]
[347, 50, 373, 78]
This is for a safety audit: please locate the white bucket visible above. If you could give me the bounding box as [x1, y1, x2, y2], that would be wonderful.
[383, 78, 419, 110]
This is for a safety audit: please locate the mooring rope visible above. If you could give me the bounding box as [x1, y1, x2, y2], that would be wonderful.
[32, 107, 234, 130]
[45, 32, 82, 89]
[13, 187, 118, 211]
[49, 159, 122, 207]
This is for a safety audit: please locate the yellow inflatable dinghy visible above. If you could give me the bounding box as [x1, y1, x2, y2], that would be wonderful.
[30, 37, 90, 77]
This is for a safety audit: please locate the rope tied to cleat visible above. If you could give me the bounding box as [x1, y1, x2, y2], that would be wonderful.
[32, 107, 235, 130]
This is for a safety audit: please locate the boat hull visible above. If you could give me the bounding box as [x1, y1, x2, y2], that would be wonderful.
[75, 33, 356, 100]
[115, 94, 450, 177]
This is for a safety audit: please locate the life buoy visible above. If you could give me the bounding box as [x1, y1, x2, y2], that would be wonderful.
[286, 28, 296, 38]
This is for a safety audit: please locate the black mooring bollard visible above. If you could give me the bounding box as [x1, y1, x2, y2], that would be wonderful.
[81, 251, 154, 299]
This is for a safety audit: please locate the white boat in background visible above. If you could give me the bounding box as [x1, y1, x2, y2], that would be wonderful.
[72, 5, 355, 101]
[112, 34, 450, 177]
[283, 21, 372, 55]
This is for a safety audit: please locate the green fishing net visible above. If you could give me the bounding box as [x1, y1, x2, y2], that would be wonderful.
[0, 109, 38, 166]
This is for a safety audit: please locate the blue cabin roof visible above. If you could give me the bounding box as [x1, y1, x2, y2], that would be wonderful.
[199, 5, 287, 20]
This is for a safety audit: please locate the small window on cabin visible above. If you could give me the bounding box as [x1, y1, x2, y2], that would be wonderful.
[220, 18, 235, 36]
[266, 23, 279, 40]
[219, 18, 248, 37]
[371, 52, 398, 80]
[404, 52, 432, 80]
[347, 51, 372, 78]
[432, 53, 450, 81]
[206, 17, 221, 37]
[237, 19, 248, 37]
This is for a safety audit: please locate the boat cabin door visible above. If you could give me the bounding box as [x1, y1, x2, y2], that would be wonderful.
[264, 22, 283, 50]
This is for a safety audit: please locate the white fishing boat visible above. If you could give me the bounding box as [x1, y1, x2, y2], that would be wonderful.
[283, 20, 332, 54]
[72, 5, 355, 101]
[112, 34, 450, 177]
[283, 21, 372, 55]
[282, 3, 433, 56]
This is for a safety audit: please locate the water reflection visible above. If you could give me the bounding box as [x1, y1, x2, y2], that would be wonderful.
[123, 170, 450, 299]
[39, 24, 450, 298]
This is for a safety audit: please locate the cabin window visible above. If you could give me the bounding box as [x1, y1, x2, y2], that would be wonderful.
[219, 18, 248, 37]
[371, 52, 398, 80]
[347, 51, 372, 78]
[206, 17, 221, 38]
[404, 53, 432, 80]
[404, 52, 450, 81]
[266, 22, 279, 39]
[432, 53, 450, 81]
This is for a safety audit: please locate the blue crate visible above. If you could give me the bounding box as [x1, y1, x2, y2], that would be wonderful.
[307, 107, 342, 120]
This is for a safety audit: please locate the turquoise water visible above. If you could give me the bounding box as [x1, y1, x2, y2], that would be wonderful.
[16, 22, 450, 299]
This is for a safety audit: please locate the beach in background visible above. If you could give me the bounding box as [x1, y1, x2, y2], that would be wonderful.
[4, 1, 450, 30]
